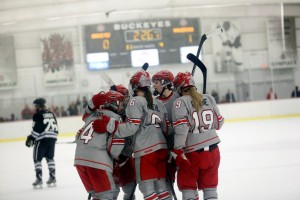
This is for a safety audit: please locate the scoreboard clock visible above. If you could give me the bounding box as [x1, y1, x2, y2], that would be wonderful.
[84, 18, 200, 69]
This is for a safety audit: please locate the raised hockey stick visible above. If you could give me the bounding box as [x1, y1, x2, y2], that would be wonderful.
[191, 27, 223, 76]
[141, 62, 149, 72]
[100, 63, 149, 92]
[100, 71, 117, 91]
[187, 53, 207, 94]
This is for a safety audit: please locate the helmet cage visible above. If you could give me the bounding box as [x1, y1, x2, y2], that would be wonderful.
[152, 70, 174, 88]
[129, 71, 151, 94]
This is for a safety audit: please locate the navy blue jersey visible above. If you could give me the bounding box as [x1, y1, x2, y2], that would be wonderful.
[31, 110, 58, 141]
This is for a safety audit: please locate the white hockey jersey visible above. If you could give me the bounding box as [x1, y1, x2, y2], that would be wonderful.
[74, 109, 124, 172]
[114, 96, 168, 158]
[172, 94, 224, 153]
[157, 91, 180, 149]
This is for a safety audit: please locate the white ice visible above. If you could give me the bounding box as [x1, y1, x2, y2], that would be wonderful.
[1, 117, 300, 200]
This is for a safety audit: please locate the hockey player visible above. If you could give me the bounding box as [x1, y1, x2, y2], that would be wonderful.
[82, 84, 129, 121]
[171, 72, 224, 200]
[74, 90, 126, 200]
[82, 91, 106, 121]
[152, 70, 180, 198]
[112, 84, 136, 200]
[93, 71, 172, 200]
[25, 97, 59, 188]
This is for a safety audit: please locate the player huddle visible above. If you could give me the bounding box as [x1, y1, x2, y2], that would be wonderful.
[74, 69, 224, 200]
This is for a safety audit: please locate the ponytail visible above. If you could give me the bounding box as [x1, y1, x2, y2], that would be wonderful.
[187, 87, 203, 111]
[145, 89, 154, 110]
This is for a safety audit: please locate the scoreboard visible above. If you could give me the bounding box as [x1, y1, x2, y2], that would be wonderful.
[84, 18, 200, 69]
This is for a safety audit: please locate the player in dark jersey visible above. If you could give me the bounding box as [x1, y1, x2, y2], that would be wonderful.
[171, 72, 224, 200]
[152, 70, 180, 198]
[25, 97, 59, 189]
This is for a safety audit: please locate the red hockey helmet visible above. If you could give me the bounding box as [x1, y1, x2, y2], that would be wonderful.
[116, 84, 129, 97]
[102, 90, 125, 113]
[129, 71, 151, 92]
[173, 72, 195, 93]
[152, 70, 174, 86]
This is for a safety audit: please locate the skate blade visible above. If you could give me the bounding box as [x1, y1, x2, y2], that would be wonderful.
[33, 185, 43, 189]
[47, 183, 57, 187]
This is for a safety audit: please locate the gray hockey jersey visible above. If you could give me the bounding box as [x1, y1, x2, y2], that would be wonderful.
[74, 109, 124, 172]
[157, 91, 180, 149]
[172, 94, 224, 153]
[114, 96, 168, 158]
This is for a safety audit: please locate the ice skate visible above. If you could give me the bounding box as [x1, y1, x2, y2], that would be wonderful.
[32, 178, 43, 189]
[33, 170, 43, 189]
[46, 175, 56, 187]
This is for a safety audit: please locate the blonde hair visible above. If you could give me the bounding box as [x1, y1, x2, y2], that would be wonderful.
[184, 87, 203, 111]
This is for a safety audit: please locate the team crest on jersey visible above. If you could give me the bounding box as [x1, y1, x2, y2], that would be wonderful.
[153, 104, 159, 111]
[202, 99, 208, 106]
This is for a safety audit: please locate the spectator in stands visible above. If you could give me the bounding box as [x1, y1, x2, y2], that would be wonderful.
[82, 96, 88, 109]
[211, 90, 220, 103]
[68, 102, 78, 116]
[225, 89, 236, 103]
[21, 104, 33, 119]
[10, 113, 15, 121]
[266, 87, 277, 100]
[60, 106, 68, 117]
[219, 96, 227, 104]
[291, 86, 300, 98]
[51, 105, 59, 117]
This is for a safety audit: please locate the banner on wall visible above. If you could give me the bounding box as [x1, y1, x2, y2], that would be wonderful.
[211, 20, 243, 73]
[0, 35, 17, 90]
[40, 32, 75, 86]
[266, 17, 297, 68]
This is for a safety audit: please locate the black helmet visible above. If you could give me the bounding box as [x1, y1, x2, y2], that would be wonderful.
[33, 98, 46, 107]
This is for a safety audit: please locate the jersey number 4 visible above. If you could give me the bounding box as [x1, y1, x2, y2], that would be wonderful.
[79, 123, 94, 144]
[192, 110, 214, 133]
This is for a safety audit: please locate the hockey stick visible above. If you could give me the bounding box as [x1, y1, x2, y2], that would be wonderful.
[56, 140, 75, 144]
[191, 27, 223, 76]
[141, 62, 149, 72]
[187, 53, 207, 94]
[100, 63, 149, 92]
[128, 181, 137, 200]
[100, 71, 117, 91]
[166, 171, 178, 200]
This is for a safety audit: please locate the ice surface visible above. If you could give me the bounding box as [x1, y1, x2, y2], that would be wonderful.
[1, 117, 300, 199]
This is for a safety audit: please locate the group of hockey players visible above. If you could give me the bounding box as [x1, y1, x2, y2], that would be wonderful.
[74, 67, 224, 200]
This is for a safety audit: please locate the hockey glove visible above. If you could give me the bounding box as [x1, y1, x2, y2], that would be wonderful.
[114, 154, 130, 168]
[92, 115, 118, 134]
[25, 135, 35, 147]
[171, 149, 191, 170]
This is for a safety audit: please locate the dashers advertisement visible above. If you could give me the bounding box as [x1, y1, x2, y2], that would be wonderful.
[267, 17, 297, 68]
[40, 32, 75, 86]
[0, 35, 17, 90]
